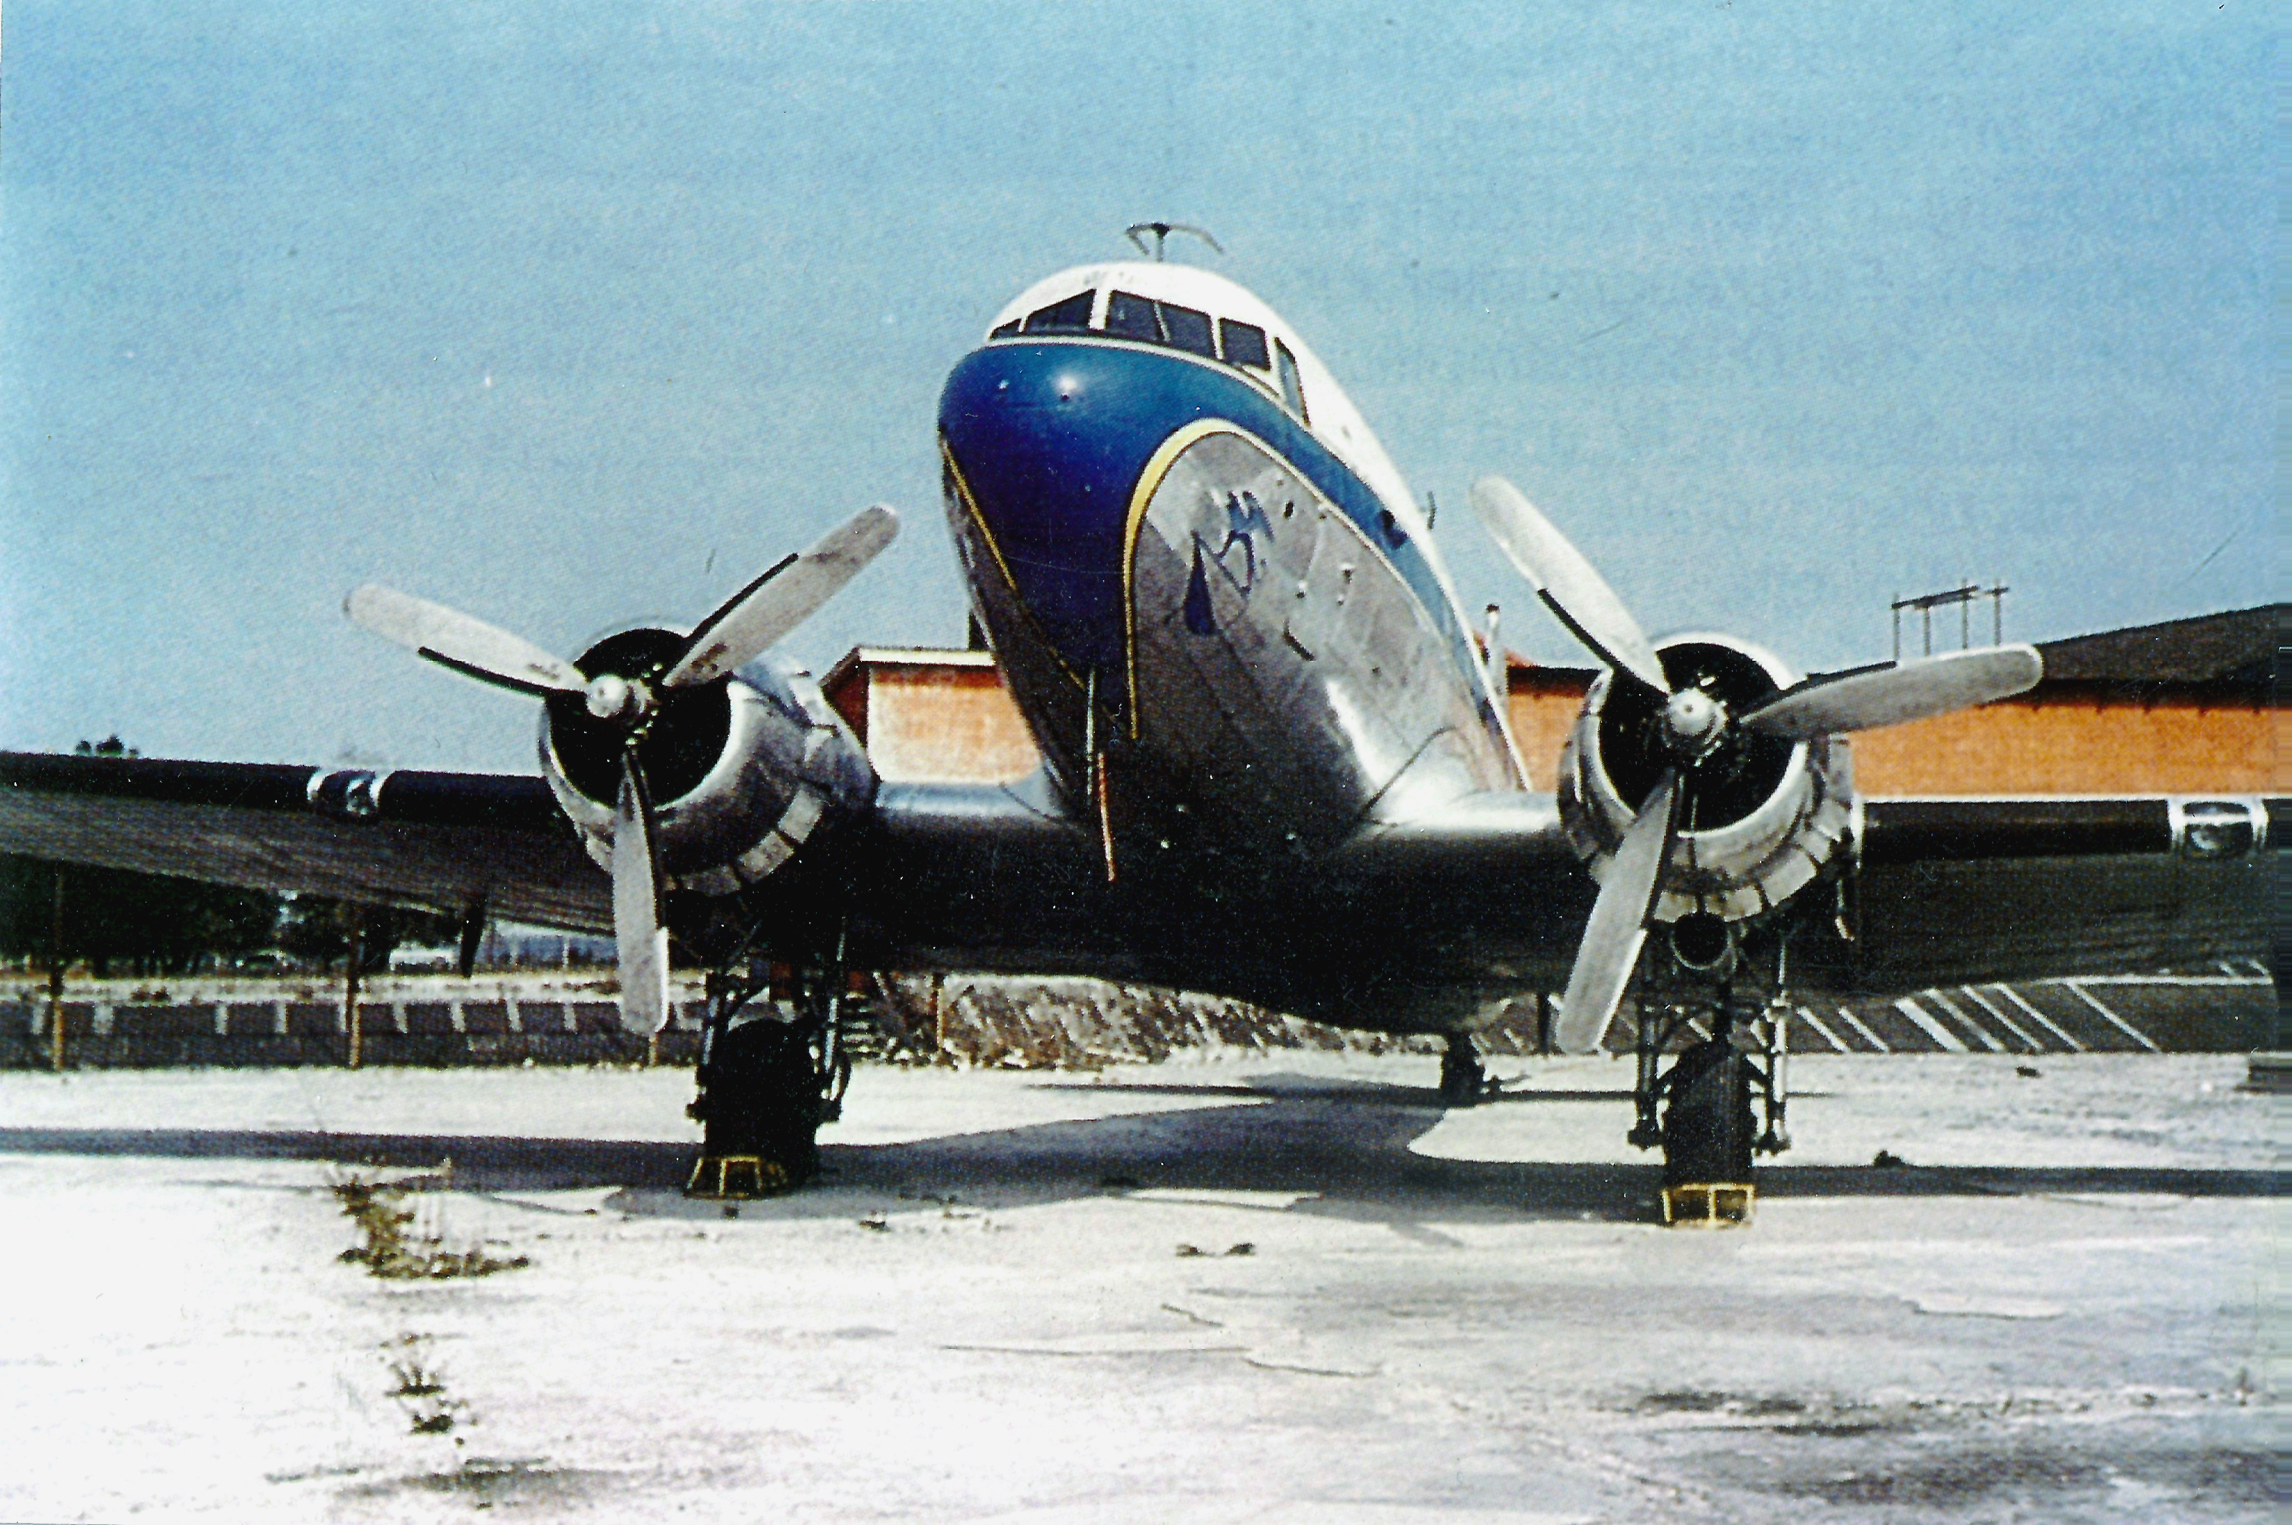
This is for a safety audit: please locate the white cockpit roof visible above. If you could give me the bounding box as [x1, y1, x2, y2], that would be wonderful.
[985, 262, 1420, 534]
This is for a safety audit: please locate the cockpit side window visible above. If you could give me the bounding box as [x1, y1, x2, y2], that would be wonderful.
[1021, 291, 1095, 333]
[1274, 339, 1309, 422]
[1104, 291, 1162, 341]
[989, 319, 1020, 339]
[1219, 319, 1270, 370]
[1159, 302, 1216, 357]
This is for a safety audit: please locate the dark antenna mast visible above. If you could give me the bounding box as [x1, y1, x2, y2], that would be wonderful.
[1124, 222, 1224, 262]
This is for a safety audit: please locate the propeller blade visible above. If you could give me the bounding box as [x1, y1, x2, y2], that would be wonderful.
[1468, 476, 1671, 697]
[612, 754, 671, 1034]
[1739, 644, 2043, 739]
[661, 505, 901, 688]
[1553, 772, 1681, 1055]
[345, 584, 587, 696]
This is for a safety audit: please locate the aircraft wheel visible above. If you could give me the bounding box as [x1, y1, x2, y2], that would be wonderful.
[1438, 1039, 1485, 1109]
[694, 1017, 823, 1191]
[1659, 1038, 1756, 1189]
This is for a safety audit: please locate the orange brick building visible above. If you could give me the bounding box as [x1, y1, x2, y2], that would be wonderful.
[824, 605, 2283, 797]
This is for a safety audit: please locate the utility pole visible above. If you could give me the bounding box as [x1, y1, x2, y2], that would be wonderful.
[47, 868, 66, 1073]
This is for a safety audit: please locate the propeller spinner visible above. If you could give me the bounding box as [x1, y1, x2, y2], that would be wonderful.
[345, 505, 899, 1030]
[1469, 476, 2039, 1053]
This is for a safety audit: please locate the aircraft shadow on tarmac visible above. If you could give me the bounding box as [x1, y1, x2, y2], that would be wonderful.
[0, 1071, 2277, 1230]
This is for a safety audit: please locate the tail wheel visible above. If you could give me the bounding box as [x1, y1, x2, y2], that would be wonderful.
[1438, 1038, 1485, 1108]
[1659, 1039, 1755, 1188]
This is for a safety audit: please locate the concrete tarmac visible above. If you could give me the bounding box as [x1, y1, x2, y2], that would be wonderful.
[0, 1052, 2276, 1522]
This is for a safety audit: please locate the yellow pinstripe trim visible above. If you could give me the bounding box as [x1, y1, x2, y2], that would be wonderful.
[1118, 417, 1255, 737]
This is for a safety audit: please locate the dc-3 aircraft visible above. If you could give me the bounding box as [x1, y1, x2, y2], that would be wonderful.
[1, 230, 2273, 1209]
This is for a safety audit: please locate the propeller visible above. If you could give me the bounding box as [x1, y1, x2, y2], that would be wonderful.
[1469, 476, 2040, 1052]
[342, 584, 589, 697]
[345, 505, 899, 1028]
[612, 757, 669, 1034]
[1737, 645, 2043, 739]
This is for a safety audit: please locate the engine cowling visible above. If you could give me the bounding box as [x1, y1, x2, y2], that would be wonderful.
[538, 627, 874, 898]
[1557, 632, 1857, 925]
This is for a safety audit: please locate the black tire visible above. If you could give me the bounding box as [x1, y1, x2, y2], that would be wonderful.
[698, 1017, 823, 1187]
[1660, 1039, 1755, 1187]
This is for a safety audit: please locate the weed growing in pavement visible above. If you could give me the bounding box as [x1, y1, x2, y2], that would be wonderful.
[331, 1167, 529, 1280]
[383, 1333, 465, 1434]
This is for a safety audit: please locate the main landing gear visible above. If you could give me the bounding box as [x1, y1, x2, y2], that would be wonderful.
[1628, 923, 1793, 1226]
[686, 958, 853, 1198]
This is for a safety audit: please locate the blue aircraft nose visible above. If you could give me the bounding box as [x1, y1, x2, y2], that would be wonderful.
[939, 340, 1216, 679]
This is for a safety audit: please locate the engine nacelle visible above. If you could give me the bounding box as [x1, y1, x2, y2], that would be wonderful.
[1557, 632, 1857, 924]
[538, 627, 874, 898]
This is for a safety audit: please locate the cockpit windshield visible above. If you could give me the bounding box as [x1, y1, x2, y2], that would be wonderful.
[1021, 291, 1094, 334]
[1219, 319, 1270, 370]
[1158, 302, 1215, 357]
[986, 283, 1306, 420]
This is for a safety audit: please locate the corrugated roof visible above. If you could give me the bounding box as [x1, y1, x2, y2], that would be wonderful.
[2036, 604, 2279, 697]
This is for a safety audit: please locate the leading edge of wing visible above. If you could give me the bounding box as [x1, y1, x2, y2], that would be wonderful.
[0, 751, 607, 932]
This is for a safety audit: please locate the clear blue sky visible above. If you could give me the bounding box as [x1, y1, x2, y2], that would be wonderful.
[2, 2, 2276, 771]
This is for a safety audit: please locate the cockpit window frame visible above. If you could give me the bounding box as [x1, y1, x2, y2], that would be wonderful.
[989, 289, 1305, 425]
[1021, 290, 1096, 335]
[1218, 318, 1271, 371]
[1274, 339, 1309, 423]
[1104, 291, 1163, 342]
[1157, 301, 1217, 358]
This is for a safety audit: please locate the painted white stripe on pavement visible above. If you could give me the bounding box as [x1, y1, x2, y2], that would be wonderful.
[1925, 987, 2006, 1053]
[1894, 997, 1970, 1053]
[1994, 984, 2084, 1051]
[1958, 984, 2043, 1052]
[1794, 1005, 1850, 1053]
[2064, 981, 2163, 1053]
[1836, 1005, 1889, 1052]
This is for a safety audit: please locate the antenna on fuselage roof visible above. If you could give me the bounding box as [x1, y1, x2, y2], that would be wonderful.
[1124, 222, 1223, 262]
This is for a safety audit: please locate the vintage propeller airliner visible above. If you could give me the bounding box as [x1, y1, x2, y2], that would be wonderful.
[1, 228, 2271, 1212]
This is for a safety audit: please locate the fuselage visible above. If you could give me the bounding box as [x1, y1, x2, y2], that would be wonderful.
[937, 262, 1527, 874]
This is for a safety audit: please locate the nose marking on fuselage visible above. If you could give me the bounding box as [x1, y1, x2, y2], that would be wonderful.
[1120, 417, 1261, 735]
[1214, 490, 1272, 591]
[1182, 488, 1276, 639]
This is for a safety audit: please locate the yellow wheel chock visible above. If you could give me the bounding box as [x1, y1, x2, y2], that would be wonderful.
[1661, 1182, 1755, 1227]
[686, 1154, 790, 1200]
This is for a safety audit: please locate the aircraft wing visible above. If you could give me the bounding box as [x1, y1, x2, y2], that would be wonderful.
[1332, 790, 2278, 1014]
[2, 749, 2278, 1007]
[0, 751, 1117, 975]
[0, 752, 611, 932]
[1826, 795, 2283, 992]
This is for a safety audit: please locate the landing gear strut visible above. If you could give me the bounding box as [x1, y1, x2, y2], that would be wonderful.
[1628, 938, 1792, 1225]
[1438, 1034, 1486, 1108]
[685, 955, 853, 1198]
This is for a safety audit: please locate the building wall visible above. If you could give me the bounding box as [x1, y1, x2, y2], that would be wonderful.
[1843, 697, 2282, 795]
[836, 651, 2282, 797]
[830, 656, 1040, 784]
[1504, 673, 1588, 792]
